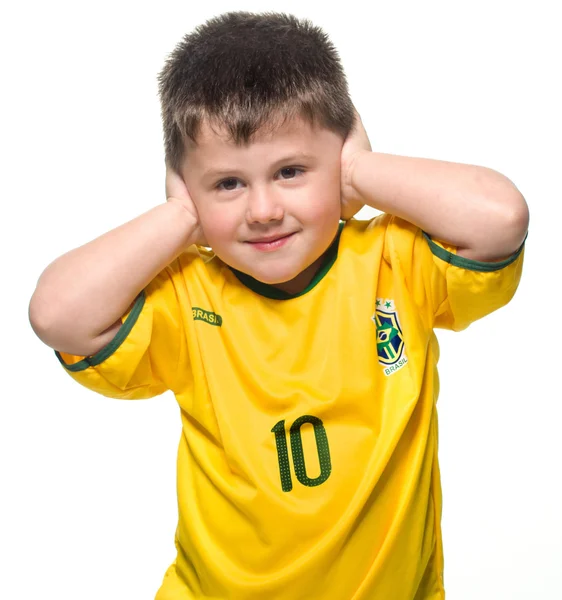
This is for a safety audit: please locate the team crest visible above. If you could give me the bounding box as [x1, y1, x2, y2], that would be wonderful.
[372, 298, 408, 377]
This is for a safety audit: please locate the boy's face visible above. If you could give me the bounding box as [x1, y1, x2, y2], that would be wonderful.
[181, 114, 344, 294]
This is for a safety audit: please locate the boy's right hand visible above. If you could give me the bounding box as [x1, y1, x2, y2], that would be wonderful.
[165, 165, 209, 247]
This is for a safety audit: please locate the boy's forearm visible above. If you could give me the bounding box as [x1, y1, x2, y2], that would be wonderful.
[350, 151, 529, 261]
[29, 201, 198, 355]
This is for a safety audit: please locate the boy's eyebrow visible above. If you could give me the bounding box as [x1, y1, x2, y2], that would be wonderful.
[202, 153, 317, 180]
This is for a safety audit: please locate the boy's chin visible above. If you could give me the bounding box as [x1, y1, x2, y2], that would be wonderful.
[246, 260, 323, 294]
[235, 262, 304, 283]
[221, 247, 328, 291]
[242, 267, 301, 285]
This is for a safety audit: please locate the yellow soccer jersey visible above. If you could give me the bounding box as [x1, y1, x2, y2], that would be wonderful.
[55, 214, 526, 600]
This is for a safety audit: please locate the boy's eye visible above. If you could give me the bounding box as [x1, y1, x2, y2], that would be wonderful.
[216, 167, 304, 191]
[279, 167, 300, 179]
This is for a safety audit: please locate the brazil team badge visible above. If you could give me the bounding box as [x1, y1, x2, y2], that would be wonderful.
[372, 298, 408, 377]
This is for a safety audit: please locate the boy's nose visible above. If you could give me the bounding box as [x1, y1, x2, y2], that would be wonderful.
[245, 188, 284, 223]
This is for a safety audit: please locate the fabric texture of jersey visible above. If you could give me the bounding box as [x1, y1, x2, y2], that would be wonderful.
[55, 214, 526, 600]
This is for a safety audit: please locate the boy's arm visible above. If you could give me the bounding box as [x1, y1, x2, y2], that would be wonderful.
[339, 110, 527, 332]
[29, 200, 198, 357]
[346, 150, 529, 262]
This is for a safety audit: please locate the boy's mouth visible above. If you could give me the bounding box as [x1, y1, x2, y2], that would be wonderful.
[245, 232, 296, 251]
[246, 231, 294, 243]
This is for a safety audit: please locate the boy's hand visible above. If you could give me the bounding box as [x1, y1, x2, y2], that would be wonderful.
[165, 166, 209, 246]
[340, 107, 372, 220]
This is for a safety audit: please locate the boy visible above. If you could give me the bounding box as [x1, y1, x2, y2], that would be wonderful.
[28, 11, 529, 600]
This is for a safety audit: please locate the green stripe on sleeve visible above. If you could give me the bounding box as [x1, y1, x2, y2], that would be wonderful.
[422, 230, 528, 272]
[54, 290, 146, 372]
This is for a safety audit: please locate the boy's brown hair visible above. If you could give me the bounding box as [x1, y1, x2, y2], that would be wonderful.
[158, 11, 355, 173]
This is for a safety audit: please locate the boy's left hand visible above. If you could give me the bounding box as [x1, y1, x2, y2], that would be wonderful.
[340, 107, 372, 220]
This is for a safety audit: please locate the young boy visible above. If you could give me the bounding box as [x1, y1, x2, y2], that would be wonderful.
[28, 11, 529, 600]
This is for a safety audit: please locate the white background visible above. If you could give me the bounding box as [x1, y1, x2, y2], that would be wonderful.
[1, 1, 560, 598]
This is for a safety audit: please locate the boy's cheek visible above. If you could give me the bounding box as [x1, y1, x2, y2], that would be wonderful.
[199, 210, 239, 244]
[300, 194, 341, 223]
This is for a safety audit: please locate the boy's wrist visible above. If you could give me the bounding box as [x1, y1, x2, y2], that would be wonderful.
[347, 150, 372, 197]
[165, 198, 207, 247]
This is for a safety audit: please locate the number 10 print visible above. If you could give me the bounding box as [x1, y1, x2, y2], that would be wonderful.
[271, 415, 332, 492]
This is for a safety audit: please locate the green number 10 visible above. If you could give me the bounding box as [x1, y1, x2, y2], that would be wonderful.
[271, 415, 332, 492]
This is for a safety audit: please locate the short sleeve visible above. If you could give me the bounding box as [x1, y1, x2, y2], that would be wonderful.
[54, 259, 187, 399]
[385, 215, 527, 331]
[424, 230, 526, 331]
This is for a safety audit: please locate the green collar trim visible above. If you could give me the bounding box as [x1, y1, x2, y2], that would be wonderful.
[231, 221, 345, 300]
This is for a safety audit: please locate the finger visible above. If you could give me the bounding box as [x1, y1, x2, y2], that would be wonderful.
[166, 169, 190, 200]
